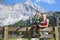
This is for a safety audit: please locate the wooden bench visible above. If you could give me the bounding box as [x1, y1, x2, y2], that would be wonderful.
[40, 34, 53, 38]
[40, 27, 53, 31]
[17, 27, 53, 31]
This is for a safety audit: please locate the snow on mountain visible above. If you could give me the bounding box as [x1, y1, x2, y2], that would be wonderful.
[0, 1, 46, 26]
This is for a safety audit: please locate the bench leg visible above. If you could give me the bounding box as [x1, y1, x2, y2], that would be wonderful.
[28, 27, 33, 40]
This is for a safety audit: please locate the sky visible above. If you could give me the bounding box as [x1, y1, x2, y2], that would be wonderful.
[0, 0, 60, 12]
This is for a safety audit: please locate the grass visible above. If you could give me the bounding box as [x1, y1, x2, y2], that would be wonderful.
[23, 38, 28, 40]
[8, 38, 17, 40]
[0, 38, 28, 40]
[0, 38, 17, 40]
[0, 38, 56, 40]
[0, 38, 3, 40]
[8, 38, 28, 40]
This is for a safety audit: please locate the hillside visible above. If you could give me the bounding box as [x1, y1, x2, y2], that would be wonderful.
[0, 1, 46, 26]
[8, 11, 60, 27]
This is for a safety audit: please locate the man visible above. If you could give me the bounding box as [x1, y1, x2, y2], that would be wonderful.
[32, 11, 42, 36]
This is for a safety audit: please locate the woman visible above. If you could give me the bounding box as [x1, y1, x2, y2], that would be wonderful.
[39, 13, 49, 27]
[38, 13, 49, 36]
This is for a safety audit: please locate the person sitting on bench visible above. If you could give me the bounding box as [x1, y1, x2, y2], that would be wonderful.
[32, 11, 42, 36]
[38, 13, 49, 35]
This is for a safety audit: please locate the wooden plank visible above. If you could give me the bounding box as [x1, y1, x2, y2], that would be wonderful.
[8, 34, 17, 38]
[8, 27, 19, 31]
[0, 27, 3, 31]
[40, 27, 53, 31]
[0, 27, 53, 32]
[27, 27, 31, 31]
[4, 27, 8, 40]
[0, 35, 2, 38]
[18, 27, 27, 31]
[40, 34, 53, 38]
[18, 27, 53, 31]
[55, 27, 59, 40]
[18, 27, 31, 31]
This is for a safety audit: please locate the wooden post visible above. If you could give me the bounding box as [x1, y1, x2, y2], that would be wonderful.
[4, 27, 8, 40]
[55, 27, 59, 40]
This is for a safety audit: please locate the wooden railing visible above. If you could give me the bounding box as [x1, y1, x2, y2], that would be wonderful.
[0, 27, 60, 40]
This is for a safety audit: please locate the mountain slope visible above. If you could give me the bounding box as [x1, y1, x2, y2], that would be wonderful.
[0, 1, 46, 26]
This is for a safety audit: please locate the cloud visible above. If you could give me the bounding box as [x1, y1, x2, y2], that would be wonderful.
[34, 0, 56, 4]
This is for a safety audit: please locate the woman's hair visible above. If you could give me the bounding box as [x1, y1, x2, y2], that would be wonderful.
[41, 13, 46, 21]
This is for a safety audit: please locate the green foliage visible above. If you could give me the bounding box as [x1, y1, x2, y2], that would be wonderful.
[49, 31, 55, 34]
[55, 12, 60, 14]
[58, 28, 60, 31]
[0, 39, 3, 40]
[51, 38, 55, 40]
[47, 16, 56, 27]
[8, 20, 24, 27]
